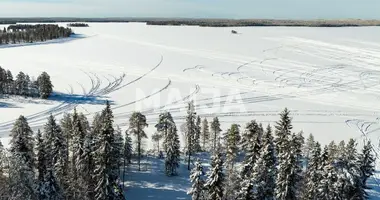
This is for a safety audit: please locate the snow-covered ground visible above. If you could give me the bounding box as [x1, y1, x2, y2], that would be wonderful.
[1, 23, 380, 199]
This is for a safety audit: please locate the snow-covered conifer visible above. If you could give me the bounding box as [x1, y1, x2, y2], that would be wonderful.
[188, 160, 205, 200]
[201, 118, 210, 151]
[204, 152, 224, 200]
[129, 111, 148, 171]
[165, 127, 181, 176]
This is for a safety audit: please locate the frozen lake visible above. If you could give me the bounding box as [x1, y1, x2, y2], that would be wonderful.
[0, 23, 380, 148]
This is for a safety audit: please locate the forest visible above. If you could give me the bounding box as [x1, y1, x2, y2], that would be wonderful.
[0, 100, 375, 200]
[0, 24, 72, 45]
[0, 66, 53, 99]
[67, 23, 89, 27]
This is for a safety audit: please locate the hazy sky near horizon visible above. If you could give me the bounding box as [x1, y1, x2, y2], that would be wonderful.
[0, 0, 379, 19]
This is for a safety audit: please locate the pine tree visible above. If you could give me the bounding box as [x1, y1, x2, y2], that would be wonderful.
[37, 72, 53, 99]
[129, 111, 148, 171]
[165, 127, 181, 176]
[187, 160, 205, 200]
[155, 112, 175, 152]
[274, 108, 292, 156]
[201, 118, 210, 151]
[359, 141, 375, 190]
[152, 132, 162, 156]
[186, 101, 197, 170]
[225, 124, 240, 170]
[193, 116, 202, 152]
[210, 117, 222, 152]
[251, 124, 276, 200]
[204, 152, 224, 200]
[302, 142, 321, 200]
[8, 115, 37, 200]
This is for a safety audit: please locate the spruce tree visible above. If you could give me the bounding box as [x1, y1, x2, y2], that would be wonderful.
[204, 152, 224, 200]
[122, 130, 133, 189]
[201, 118, 210, 151]
[123, 130, 133, 165]
[129, 111, 148, 171]
[275, 132, 303, 200]
[37, 72, 53, 99]
[40, 168, 64, 200]
[210, 117, 222, 152]
[303, 142, 321, 200]
[94, 101, 120, 200]
[83, 121, 96, 200]
[304, 133, 315, 166]
[359, 141, 375, 189]
[251, 124, 276, 200]
[70, 108, 87, 199]
[44, 114, 67, 187]
[165, 127, 181, 176]
[224, 124, 241, 200]
[344, 139, 366, 199]
[112, 126, 124, 179]
[240, 120, 262, 178]
[187, 160, 205, 200]
[274, 108, 292, 156]
[8, 115, 37, 200]
[0, 139, 8, 199]
[36, 129, 47, 200]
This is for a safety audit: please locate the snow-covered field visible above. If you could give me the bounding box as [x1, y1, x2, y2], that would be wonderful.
[1, 23, 380, 198]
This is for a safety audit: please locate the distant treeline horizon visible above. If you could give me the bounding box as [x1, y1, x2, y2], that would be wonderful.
[0, 18, 380, 27]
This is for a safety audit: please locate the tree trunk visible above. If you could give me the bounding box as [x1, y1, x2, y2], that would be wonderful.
[188, 122, 192, 170]
[138, 125, 141, 171]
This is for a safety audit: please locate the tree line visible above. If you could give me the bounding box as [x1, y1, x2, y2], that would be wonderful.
[0, 66, 53, 99]
[0, 101, 376, 200]
[186, 106, 376, 200]
[0, 24, 72, 45]
[67, 23, 89, 27]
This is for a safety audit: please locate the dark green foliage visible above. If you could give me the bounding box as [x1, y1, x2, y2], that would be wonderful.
[0, 24, 72, 45]
[129, 111, 148, 171]
[37, 72, 53, 99]
[67, 23, 89, 27]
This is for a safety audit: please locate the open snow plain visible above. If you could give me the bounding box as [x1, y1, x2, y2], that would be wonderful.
[1, 22, 380, 199]
[1, 23, 380, 148]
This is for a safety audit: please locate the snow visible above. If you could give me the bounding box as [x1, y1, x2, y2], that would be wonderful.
[1, 22, 380, 199]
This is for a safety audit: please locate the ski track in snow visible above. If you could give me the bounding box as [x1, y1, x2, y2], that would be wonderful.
[1, 24, 380, 198]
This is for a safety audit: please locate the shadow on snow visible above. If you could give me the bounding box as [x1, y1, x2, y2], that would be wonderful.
[0, 34, 88, 49]
[49, 92, 114, 105]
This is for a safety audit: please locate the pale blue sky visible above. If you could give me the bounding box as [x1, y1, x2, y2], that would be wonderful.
[0, 0, 379, 19]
